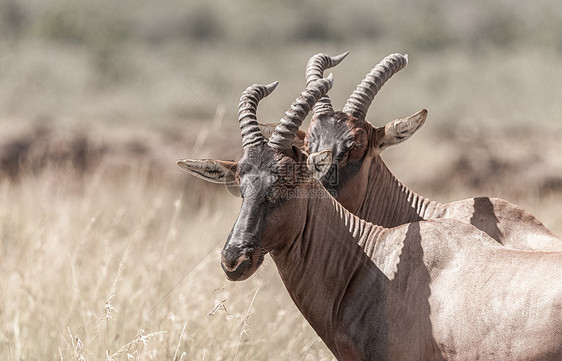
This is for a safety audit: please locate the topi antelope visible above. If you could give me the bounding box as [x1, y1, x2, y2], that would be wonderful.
[296, 52, 560, 251]
[177, 77, 562, 360]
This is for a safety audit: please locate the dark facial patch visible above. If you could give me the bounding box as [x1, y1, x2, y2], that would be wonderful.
[222, 145, 282, 280]
[221, 144, 314, 280]
[237, 145, 310, 204]
[237, 145, 279, 202]
[306, 111, 369, 192]
[225, 144, 310, 252]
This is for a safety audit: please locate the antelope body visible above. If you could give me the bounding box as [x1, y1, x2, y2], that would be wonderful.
[178, 77, 562, 360]
[300, 52, 562, 251]
[271, 180, 562, 360]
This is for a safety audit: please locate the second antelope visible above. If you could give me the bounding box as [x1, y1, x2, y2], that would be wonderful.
[287, 51, 561, 251]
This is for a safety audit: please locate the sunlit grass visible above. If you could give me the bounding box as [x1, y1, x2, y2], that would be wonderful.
[1, 1, 562, 359]
[0, 167, 335, 360]
[2, 131, 560, 360]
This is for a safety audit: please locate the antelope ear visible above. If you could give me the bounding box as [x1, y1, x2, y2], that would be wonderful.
[258, 122, 306, 150]
[176, 159, 238, 185]
[374, 109, 427, 151]
[307, 150, 333, 179]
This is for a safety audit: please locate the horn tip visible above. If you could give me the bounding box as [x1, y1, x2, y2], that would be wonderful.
[404, 53, 409, 63]
[333, 51, 350, 63]
[266, 81, 279, 90]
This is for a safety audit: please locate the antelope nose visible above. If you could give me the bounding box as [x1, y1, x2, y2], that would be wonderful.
[221, 247, 252, 281]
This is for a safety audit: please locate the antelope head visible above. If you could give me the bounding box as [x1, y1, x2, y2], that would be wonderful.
[304, 53, 427, 198]
[178, 76, 334, 281]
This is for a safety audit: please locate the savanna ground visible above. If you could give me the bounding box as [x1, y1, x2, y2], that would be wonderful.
[1, 0, 562, 360]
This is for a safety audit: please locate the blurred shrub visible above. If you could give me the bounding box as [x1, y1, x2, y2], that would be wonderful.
[88, 20, 134, 85]
[8, 0, 561, 53]
[0, 0, 29, 41]
[478, 9, 520, 48]
[287, 1, 383, 44]
[181, 4, 225, 42]
[37, 3, 88, 43]
[2, 0, 562, 93]
[35, 1, 135, 85]
[0, 123, 105, 180]
[403, 10, 454, 52]
[293, 10, 333, 43]
[138, 1, 226, 45]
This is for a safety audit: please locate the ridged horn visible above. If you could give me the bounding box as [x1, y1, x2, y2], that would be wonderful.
[305, 52, 349, 117]
[342, 53, 408, 120]
[238, 81, 279, 149]
[269, 74, 334, 150]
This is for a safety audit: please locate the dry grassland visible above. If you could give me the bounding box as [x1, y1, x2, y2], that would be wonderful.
[2, 0, 562, 359]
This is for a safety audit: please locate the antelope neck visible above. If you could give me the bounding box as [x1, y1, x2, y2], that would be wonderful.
[270, 183, 388, 358]
[358, 156, 443, 227]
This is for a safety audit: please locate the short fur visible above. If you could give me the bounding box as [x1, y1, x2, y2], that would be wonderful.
[303, 52, 561, 251]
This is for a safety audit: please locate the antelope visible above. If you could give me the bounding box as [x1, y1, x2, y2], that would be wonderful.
[284, 51, 561, 251]
[177, 77, 562, 360]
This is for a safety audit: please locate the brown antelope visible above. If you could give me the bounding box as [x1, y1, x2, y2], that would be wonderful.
[177, 78, 562, 360]
[283, 52, 561, 251]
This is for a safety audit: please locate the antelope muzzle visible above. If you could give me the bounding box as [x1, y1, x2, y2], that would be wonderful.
[221, 245, 264, 281]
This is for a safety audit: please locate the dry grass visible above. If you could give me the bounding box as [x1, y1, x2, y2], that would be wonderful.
[0, 166, 336, 360]
[2, 53, 562, 361]
[2, 1, 562, 359]
[1, 125, 560, 361]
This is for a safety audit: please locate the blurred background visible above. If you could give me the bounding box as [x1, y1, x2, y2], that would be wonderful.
[1, 0, 561, 359]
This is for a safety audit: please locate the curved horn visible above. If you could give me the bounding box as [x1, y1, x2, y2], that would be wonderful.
[306, 52, 349, 117]
[269, 74, 334, 150]
[238, 81, 279, 149]
[342, 53, 408, 120]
